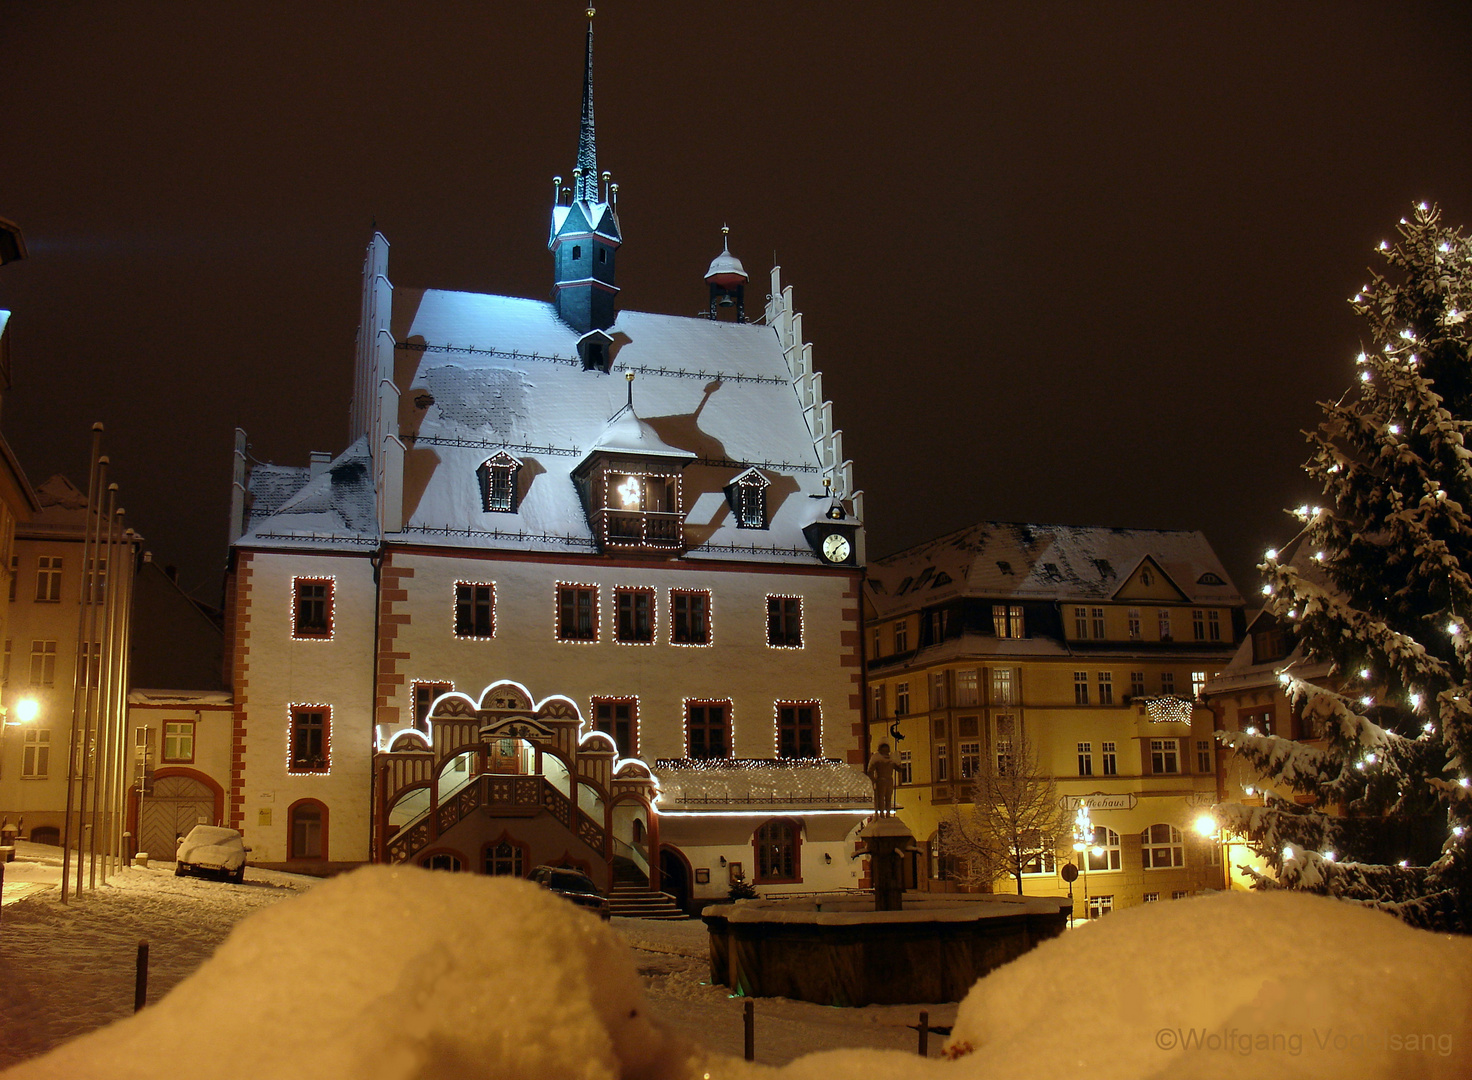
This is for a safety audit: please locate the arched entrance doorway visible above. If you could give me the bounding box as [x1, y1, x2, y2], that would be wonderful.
[660, 847, 691, 914]
[139, 774, 219, 858]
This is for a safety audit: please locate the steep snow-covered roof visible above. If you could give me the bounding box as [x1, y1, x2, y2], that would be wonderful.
[867, 521, 1241, 618]
[387, 291, 837, 563]
[241, 440, 376, 548]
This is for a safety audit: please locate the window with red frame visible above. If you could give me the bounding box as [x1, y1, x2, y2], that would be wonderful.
[593, 697, 638, 757]
[293, 579, 333, 638]
[777, 703, 819, 759]
[557, 585, 598, 641]
[754, 819, 800, 882]
[767, 596, 802, 647]
[671, 590, 709, 645]
[615, 588, 654, 643]
[686, 699, 729, 759]
[413, 682, 453, 732]
[289, 707, 329, 772]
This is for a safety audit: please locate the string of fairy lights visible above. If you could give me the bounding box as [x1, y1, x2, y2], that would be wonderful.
[1229, 209, 1472, 875]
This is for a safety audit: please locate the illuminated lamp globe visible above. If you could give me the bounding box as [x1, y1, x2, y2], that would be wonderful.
[1193, 814, 1216, 837]
[14, 698, 38, 724]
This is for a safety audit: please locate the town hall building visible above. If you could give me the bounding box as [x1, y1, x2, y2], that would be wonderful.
[221, 14, 871, 910]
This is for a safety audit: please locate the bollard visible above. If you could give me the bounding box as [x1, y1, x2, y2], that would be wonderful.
[134, 941, 149, 1012]
[743, 999, 754, 1062]
[918, 1010, 928, 1057]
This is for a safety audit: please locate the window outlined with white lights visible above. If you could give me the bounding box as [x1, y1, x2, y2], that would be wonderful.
[288, 704, 331, 773]
[592, 696, 638, 758]
[775, 701, 820, 759]
[556, 583, 599, 643]
[766, 595, 802, 648]
[615, 586, 655, 644]
[412, 680, 453, 733]
[454, 582, 495, 639]
[724, 467, 770, 529]
[670, 589, 710, 646]
[685, 699, 730, 759]
[601, 470, 683, 549]
[477, 451, 522, 513]
[292, 577, 334, 640]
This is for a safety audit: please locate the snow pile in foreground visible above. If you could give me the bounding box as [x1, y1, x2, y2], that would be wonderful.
[6, 872, 1470, 1080]
[1, 866, 696, 1080]
[939, 889, 1472, 1080]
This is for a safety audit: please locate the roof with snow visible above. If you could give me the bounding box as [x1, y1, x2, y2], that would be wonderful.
[866, 521, 1241, 618]
[243, 291, 847, 564]
[651, 760, 873, 811]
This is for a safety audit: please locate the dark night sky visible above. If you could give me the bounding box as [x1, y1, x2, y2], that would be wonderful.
[1, 2, 1470, 601]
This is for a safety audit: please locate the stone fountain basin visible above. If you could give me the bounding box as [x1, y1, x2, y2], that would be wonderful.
[701, 893, 1069, 1006]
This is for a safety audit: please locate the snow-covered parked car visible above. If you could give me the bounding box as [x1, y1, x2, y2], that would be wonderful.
[175, 825, 251, 883]
[528, 865, 610, 919]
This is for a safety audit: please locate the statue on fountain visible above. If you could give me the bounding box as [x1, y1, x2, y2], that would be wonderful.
[866, 742, 896, 816]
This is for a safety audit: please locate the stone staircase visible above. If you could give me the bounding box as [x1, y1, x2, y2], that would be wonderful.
[609, 883, 688, 919]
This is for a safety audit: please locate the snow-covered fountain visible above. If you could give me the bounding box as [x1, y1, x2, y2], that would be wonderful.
[701, 749, 1069, 1006]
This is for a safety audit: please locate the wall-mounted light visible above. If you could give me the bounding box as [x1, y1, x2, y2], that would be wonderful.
[824, 852, 832, 865]
[719, 855, 726, 867]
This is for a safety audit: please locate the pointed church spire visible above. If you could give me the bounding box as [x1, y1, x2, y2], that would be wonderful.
[576, 8, 598, 204]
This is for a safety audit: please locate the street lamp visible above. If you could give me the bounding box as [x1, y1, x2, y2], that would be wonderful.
[1194, 811, 1229, 890]
[1, 697, 40, 776]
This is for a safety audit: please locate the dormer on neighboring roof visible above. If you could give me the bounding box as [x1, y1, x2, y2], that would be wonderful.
[723, 466, 769, 529]
[704, 225, 748, 323]
[572, 378, 695, 553]
[576, 328, 615, 373]
[548, 11, 621, 335]
[1112, 555, 1189, 602]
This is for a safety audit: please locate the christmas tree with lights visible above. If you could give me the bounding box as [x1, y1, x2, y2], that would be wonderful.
[1220, 203, 1472, 931]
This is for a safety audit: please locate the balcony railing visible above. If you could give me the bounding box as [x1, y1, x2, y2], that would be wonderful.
[597, 508, 683, 549]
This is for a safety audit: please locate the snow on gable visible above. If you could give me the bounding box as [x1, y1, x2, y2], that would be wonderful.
[393, 290, 831, 562]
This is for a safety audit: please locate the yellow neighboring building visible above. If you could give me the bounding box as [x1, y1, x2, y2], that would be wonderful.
[864, 522, 1244, 917]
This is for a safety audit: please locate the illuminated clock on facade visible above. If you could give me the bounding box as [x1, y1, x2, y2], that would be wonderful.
[821, 532, 851, 563]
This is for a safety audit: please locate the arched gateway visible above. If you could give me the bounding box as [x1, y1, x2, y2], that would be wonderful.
[373, 680, 659, 892]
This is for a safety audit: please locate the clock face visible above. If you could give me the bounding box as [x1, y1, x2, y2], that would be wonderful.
[821, 532, 851, 563]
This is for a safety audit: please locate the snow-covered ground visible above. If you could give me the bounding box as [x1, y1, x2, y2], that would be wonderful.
[2, 842, 1470, 1079]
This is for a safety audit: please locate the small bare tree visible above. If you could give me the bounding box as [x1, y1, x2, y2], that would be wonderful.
[941, 732, 1065, 895]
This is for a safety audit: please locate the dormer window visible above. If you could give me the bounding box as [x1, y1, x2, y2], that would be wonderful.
[724, 468, 770, 529]
[577, 329, 615, 373]
[477, 452, 522, 513]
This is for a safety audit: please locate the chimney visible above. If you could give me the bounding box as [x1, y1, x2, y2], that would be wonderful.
[310, 451, 331, 479]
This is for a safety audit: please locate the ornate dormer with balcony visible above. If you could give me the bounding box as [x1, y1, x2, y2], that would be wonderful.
[572, 377, 695, 554]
